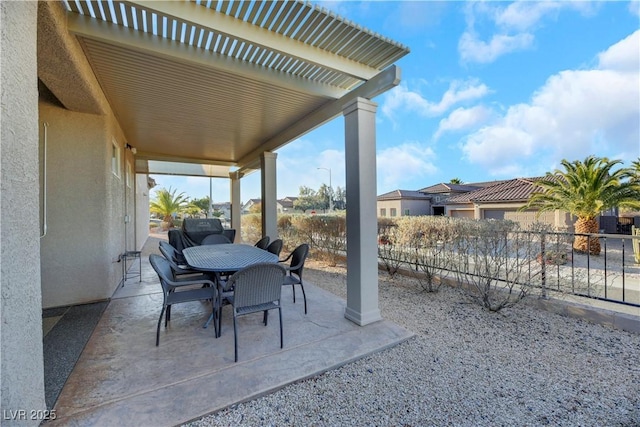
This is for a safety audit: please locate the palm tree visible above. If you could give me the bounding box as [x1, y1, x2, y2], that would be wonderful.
[631, 158, 640, 182]
[522, 156, 640, 255]
[449, 177, 463, 184]
[150, 187, 189, 228]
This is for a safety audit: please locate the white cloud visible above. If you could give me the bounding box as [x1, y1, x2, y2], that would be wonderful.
[459, 1, 596, 64]
[495, 1, 568, 31]
[381, 79, 490, 120]
[434, 105, 496, 140]
[461, 31, 640, 177]
[376, 142, 438, 190]
[630, 1, 640, 17]
[598, 30, 640, 71]
[459, 31, 534, 64]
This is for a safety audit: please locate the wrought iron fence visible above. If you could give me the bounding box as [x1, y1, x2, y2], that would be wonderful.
[378, 230, 640, 308]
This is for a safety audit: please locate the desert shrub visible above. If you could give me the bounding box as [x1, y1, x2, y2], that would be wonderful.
[240, 213, 262, 244]
[450, 219, 537, 311]
[400, 216, 456, 292]
[377, 218, 405, 276]
[289, 215, 345, 265]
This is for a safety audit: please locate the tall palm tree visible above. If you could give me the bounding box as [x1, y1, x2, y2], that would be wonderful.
[150, 187, 189, 228]
[522, 156, 640, 255]
[631, 158, 640, 183]
[449, 177, 463, 184]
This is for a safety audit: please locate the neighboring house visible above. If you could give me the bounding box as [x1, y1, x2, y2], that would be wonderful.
[445, 177, 574, 231]
[377, 178, 574, 231]
[418, 182, 496, 215]
[212, 202, 231, 221]
[242, 198, 262, 214]
[243, 197, 303, 214]
[377, 190, 432, 217]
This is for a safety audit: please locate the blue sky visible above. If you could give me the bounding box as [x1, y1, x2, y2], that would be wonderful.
[151, 1, 640, 203]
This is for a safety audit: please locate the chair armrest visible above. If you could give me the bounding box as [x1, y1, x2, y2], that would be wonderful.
[278, 252, 293, 264]
[169, 278, 216, 288]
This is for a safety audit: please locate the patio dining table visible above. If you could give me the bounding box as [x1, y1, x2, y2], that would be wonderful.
[182, 243, 279, 273]
[182, 243, 280, 336]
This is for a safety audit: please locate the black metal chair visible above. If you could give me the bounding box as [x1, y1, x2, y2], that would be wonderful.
[159, 241, 207, 277]
[149, 254, 217, 345]
[266, 238, 283, 257]
[223, 263, 287, 362]
[280, 244, 309, 314]
[254, 236, 270, 250]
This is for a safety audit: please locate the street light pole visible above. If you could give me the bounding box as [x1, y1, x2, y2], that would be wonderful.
[317, 167, 333, 212]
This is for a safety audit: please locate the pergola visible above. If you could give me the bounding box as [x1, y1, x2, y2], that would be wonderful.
[48, 0, 410, 325]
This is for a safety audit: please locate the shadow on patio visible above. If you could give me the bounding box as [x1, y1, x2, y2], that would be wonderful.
[46, 236, 413, 426]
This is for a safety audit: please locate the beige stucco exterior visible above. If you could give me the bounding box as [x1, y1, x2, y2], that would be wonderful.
[2, 2, 141, 419]
[37, 1, 136, 308]
[378, 198, 431, 217]
[1, 1, 47, 422]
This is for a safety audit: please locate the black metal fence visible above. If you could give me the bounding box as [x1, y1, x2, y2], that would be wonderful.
[377, 230, 640, 308]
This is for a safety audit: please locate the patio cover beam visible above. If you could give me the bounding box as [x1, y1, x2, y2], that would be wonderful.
[67, 12, 346, 100]
[236, 65, 401, 170]
[126, 0, 380, 81]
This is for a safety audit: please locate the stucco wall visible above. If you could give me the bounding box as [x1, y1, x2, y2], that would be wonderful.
[135, 174, 151, 250]
[38, 100, 131, 307]
[1, 1, 47, 422]
[400, 199, 430, 216]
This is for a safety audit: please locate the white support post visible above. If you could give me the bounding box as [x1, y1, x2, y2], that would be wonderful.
[261, 151, 278, 239]
[343, 97, 382, 326]
[230, 171, 242, 242]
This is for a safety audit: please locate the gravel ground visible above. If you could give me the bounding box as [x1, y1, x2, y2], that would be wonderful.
[185, 258, 640, 427]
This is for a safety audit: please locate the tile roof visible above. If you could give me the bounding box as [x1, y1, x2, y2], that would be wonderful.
[446, 177, 546, 204]
[418, 183, 483, 194]
[377, 189, 432, 201]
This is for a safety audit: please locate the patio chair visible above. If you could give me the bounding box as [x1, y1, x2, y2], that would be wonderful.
[202, 234, 231, 245]
[222, 228, 236, 243]
[266, 239, 283, 257]
[159, 241, 206, 277]
[280, 244, 309, 314]
[223, 263, 286, 362]
[254, 236, 270, 250]
[149, 254, 218, 345]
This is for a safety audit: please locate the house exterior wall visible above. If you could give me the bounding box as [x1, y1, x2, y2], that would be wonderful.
[135, 174, 151, 250]
[38, 99, 132, 308]
[1, 1, 47, 421]
[377, 199, 430, 217]
[377, 199, 400, 217]
[37, 0, 136, 308]
[400, 199, 430, 216]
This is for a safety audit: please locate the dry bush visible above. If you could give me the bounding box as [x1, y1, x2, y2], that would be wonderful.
[399, 216, 456, 293]
[377, 218, 405, 276]
[240, 213, 262, 244]
[450, 219, 538, 311]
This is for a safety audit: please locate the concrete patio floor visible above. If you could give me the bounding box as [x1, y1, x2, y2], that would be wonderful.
[48, 237, 413, 426]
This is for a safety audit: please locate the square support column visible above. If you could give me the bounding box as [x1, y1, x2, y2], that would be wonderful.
[260, 151, 278, 239]
[343, 98, 382, 326]
[229, 171, 242, 242]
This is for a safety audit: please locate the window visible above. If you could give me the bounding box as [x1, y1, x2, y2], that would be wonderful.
[390, 208, 397, 217]
[380, 208, 386, 217]
[111, 140, 121, 178]
[404, 209, 410, 216]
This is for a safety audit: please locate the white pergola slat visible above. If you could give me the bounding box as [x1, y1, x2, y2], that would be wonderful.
[61, 0, 409, 175]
